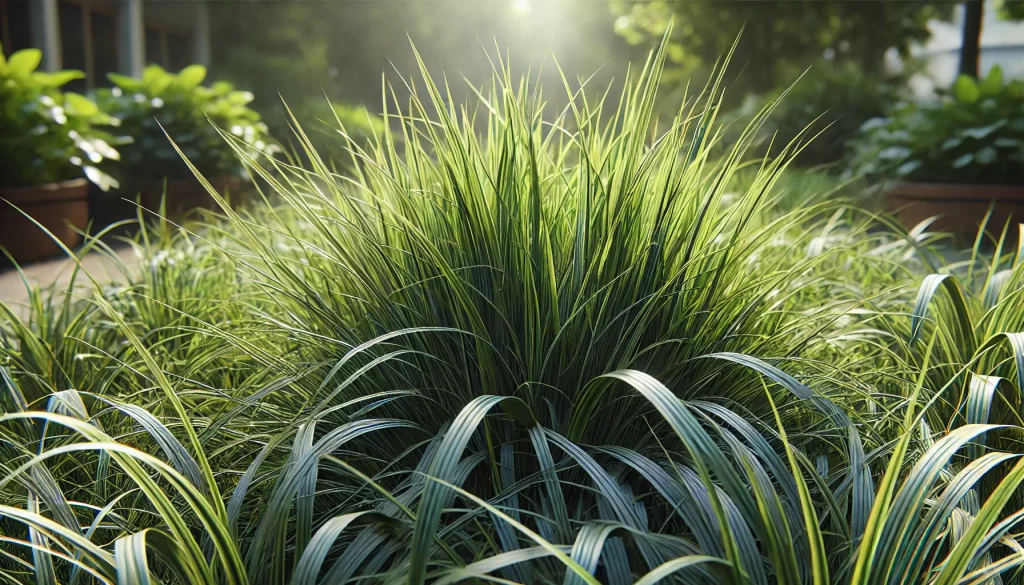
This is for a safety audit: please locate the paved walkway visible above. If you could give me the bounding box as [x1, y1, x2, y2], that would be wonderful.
[0, 246, 137, 317]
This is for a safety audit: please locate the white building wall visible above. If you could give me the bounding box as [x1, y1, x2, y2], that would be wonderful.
[910, 2, 1024, 92]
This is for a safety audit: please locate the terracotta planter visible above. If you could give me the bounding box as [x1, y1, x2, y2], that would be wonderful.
[91, 175, 248, 232]
[887, 182, 1024, 239]
[0, 179, 89, 263]
[131, 175, 247, 218]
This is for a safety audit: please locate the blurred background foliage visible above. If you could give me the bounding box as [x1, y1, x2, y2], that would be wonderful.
[200, 0, 1021, 176]
[96, 64, 275, 180]
[723, 61, 915, 168]
[207, 0, 644, 141]
[6, 0, 1019, 184]
[609, 0, 950, 94]
[996, 0, 1024, 19]
[848, 64, 1024, 184]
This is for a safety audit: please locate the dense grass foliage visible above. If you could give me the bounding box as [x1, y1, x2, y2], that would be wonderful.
[2, 40, 1024, 585]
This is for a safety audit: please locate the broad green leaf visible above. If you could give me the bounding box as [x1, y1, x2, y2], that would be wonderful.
[975, 146, 998, 164]
[953, 153, 975, 168]
[961, 121, 1006, 140]
[7, 48, 42, 77]
[175, 64, 207, 88]
[142, 63, 167, 86]
[107, 73, 143, 92]
[953, 75, 981, 104]
[228, 90, 255, 105]
[896, 160, 922, 176]
[32, 70, 85, 88]
[979, 64, 1003, 96]
[878, 146, 911, 160]
[83, 166, 120, 191]
[64, 92, 99, 116]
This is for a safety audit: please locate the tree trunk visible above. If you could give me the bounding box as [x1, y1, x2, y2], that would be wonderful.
[959, 0, 984, 77]
[752, 11, 774, 93]
[859, 2, 887, 71]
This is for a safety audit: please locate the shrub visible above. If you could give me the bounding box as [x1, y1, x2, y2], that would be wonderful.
[849, 65, 1024, 184]
[733, 61, 908, 168]
[0, 45, 122, 190]
[277, 100, 386, 168]
[96, 64, 276, 181]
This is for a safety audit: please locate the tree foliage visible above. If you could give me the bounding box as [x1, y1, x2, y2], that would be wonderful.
[996, 0, 1024, 20]
[610, 0, 951, 94]
[207, 0, 640, 139]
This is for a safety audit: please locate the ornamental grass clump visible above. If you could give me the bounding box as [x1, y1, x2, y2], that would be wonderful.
[213, 45, 878, 440]
[3, 35, 1024, 585]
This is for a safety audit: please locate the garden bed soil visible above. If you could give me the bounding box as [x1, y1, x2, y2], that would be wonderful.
[0, 179, 90, 264]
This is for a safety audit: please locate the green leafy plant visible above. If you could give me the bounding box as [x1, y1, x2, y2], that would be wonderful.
[96, 63, 276, 181]
[4, 35, 1024, 585]
[0, 45, 122, 190]
[849, 65, 1024, 184]
[609, 0, 949, 95]
[327, 102, 384, 139]
[277, 100, 386, 168]
[734, 62, 910, 168]
[995, 0, 1024, 22]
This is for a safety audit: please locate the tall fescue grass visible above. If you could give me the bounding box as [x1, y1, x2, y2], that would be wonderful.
[3, 36, 1024, 584]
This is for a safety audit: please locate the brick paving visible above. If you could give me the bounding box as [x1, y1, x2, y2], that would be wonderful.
[0, 246, 137, 318]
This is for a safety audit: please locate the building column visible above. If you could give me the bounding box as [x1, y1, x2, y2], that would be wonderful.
[193, 0, 211, 66]
[29, 0, 61, 71]
[117, 0, 144, 76]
